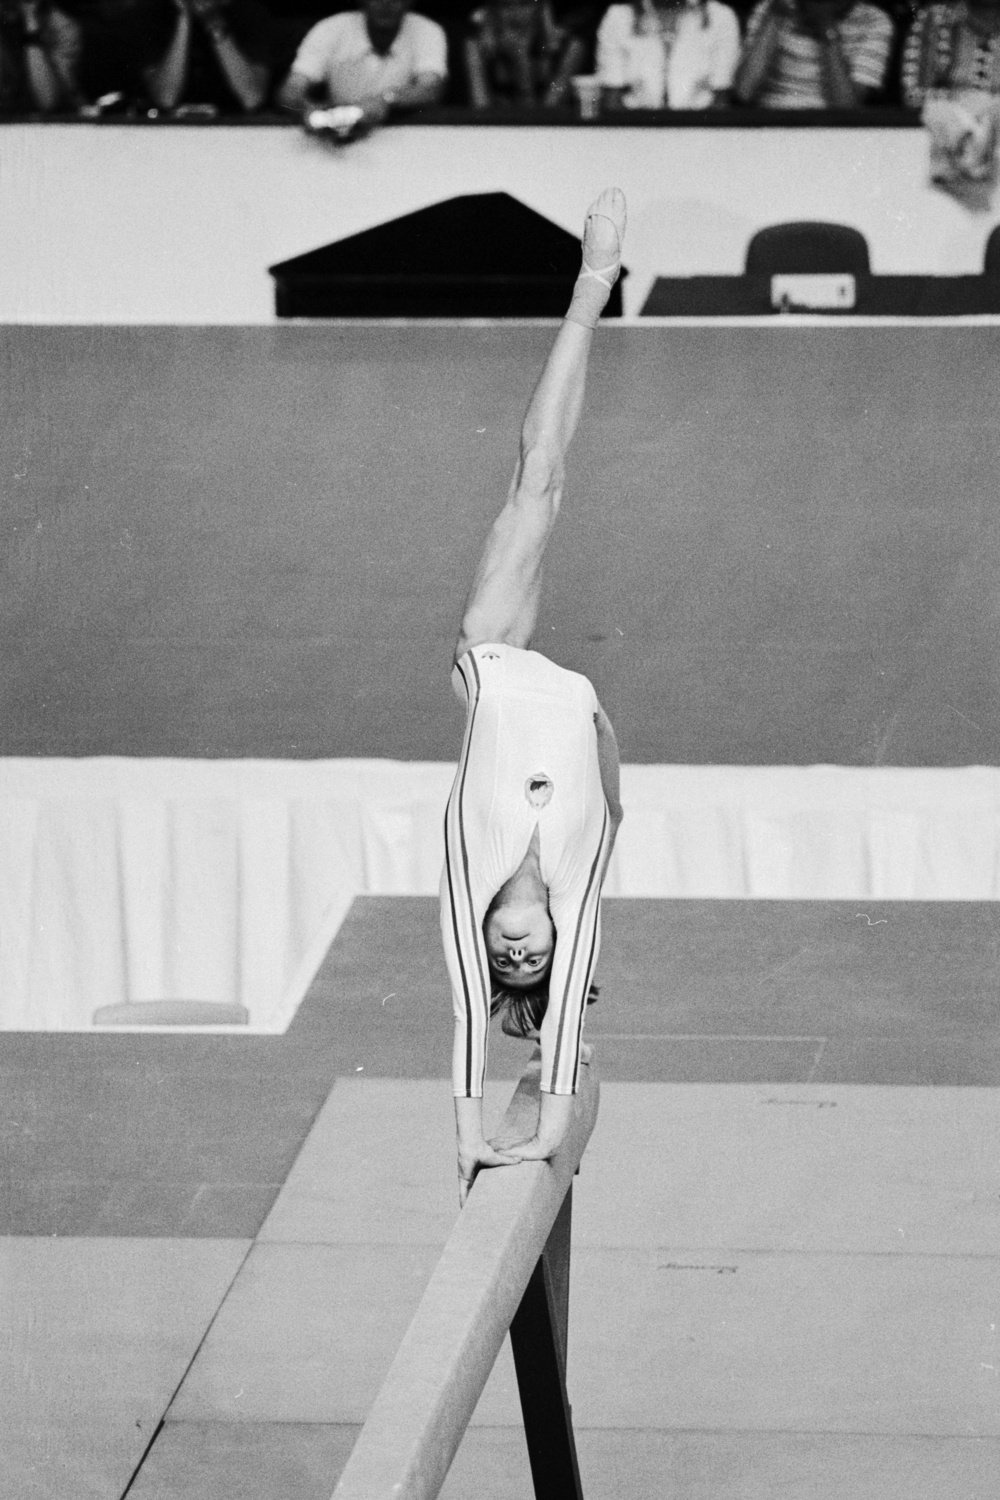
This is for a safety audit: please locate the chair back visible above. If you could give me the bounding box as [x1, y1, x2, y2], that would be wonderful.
[983, 225, 1000, 280]
[745, 222, 871, 277]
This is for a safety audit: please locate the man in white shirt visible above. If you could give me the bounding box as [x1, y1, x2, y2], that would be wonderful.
[278, 0, 447, 123]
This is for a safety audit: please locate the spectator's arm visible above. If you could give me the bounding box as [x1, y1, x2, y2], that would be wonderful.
[387, 15, 447, 107]
[143, 0, 192, 109]
[464, 33, 492, 106]
[384, 68, 445, 108]
[899, 7, 928, 109]
[801, 0, 893, 104]
[842, 3, 894, 103]
[209, 30, 270, 110]
[276, 20, 333, 110]
[21, 34, 64, 109]
[708, 3, 741, 105]
[19, 0, 80, 110]
[189, 0, 270, 110]
[732, 0, 783, 103]
[276, 64, 320, 110]
[543, 32, 586, 106]
[814, 20, 866, 104]
[595, 2, 630, 106]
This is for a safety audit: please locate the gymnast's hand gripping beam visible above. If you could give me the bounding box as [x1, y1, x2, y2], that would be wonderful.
[331, 1052, 600, 1500]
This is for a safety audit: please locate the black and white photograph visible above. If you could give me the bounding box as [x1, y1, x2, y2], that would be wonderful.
[3, 14, 1000, 1494]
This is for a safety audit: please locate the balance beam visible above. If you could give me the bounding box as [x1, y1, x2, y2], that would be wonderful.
[331, 1052, 600, 1500]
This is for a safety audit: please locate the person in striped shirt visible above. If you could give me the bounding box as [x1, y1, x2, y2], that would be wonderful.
[441, 189, 626, 1205]
[733, 0, 894, 107]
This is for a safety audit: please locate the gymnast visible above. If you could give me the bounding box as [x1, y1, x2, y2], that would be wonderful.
[441, 187, 627, 1205]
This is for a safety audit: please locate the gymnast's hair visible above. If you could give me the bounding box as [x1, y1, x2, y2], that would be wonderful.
[490, 980, 599, 1039]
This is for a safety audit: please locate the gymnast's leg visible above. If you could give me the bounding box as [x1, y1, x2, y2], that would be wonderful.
[449, 190, 626, 1203]
[453, 187, 627, 663]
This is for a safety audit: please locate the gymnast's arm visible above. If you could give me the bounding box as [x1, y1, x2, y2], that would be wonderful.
[440, 861, 518, 1205]
[455, 1098, 517, 1206]
[594, 699, 624, 871]
[498, 703, 622, 1161]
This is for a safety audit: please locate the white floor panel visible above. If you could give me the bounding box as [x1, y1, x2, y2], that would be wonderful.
[0, 1236, 250, 1500]
[577, 1082, 1000, 1255]
[166, 1079, 1000, 1449]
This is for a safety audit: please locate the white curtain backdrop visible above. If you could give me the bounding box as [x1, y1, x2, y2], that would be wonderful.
[2, 759, 998, 1031]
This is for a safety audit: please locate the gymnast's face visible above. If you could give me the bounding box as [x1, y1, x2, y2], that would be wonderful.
[484, 900, 555, 989]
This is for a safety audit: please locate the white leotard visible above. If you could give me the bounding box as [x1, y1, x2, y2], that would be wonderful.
[441, 642, 610, 1098]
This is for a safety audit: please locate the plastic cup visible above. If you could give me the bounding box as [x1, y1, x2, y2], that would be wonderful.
[570, 76, 601, 121]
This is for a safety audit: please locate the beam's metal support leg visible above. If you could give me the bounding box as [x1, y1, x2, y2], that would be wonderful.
[509, 1186, 584, 1500]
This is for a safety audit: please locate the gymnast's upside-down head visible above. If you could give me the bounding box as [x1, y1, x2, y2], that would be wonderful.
[483, 887, 597, 1039]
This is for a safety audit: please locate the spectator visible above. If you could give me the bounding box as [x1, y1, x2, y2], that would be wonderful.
[901, 0, 1000, 105]
[901, 0, 1000, 187]
[277, 0, 447, 126]
[733, 0, 894, 106]
[0, 0, 81, 111]
[79, 0, 274, 114]
[596, 0, 740, 109]
[464, 0, 587, 108]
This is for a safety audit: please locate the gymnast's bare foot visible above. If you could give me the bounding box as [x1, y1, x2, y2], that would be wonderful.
[566, 186, 627, 328]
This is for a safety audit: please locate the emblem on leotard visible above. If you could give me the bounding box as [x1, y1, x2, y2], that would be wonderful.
[483, 651, 500, 661]
[525, 774, 553, 809]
